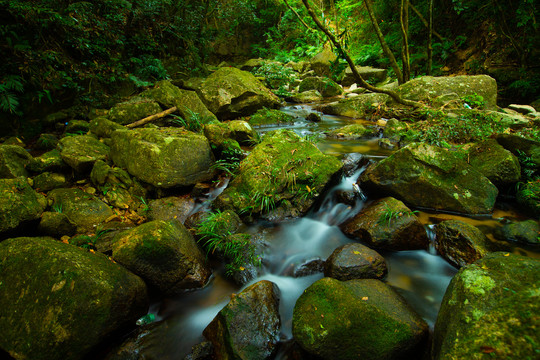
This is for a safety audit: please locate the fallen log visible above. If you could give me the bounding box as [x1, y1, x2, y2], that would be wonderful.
[125, 106, 177, 128]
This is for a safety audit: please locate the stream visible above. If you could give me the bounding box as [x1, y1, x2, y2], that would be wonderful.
[124, 103, 533, 359]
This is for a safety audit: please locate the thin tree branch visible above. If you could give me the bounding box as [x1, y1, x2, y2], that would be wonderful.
[409, 2, 444, 42]
[126, 106, 178, 128]
[283, 0, 315, 32]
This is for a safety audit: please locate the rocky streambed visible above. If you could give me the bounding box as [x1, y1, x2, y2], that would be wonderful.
[0, 61, 539, 360]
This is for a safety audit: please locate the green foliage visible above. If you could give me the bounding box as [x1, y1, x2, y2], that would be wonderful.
[461, 93, 485, 109]
[515, 150, 538, 182]
[0, 75, 24, 115]
[51, 203, 63, 214]
[252, 62, 296, 89]
[377, 204, 418, 226]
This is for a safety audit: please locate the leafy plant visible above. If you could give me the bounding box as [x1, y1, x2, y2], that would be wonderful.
[377, 204, 418, 226]
[0, 75, 24, 115]
[461, 93, 485, 109]
[51, 203, 63, 213]
[252, 62, 296, 89]
[137, 196, 150, 214]
[211, 159, 239, 176]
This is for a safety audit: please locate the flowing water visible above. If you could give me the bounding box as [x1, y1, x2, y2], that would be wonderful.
[129, 103, 536, 359]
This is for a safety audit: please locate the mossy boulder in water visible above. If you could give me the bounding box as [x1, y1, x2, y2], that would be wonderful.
[494, 220, 540, 244]
[215, 129, 342, 219]
[396, 75, 498, 109]
[288, 89, 323, 104]
[0, 145, 32, 178]
[433, 252, 540, 360]
[319, 93, 389, 118]
[111, 220, 211, 294]
[467, 139, 521, 186]
[58, 135, 110, 173]
[326, 124, 378, 140]
[298, 76, 343, 97]
[0, 177, 46, 233]
[110, 128, 215, 188]
[293, 277, 428, 360]
[360, 143, 499, 214]
[204, 280, 281, 360]
[47, 188, 114, 233]
[204, 120, 258, 149]
[196, 67, 281, 120]
[0, 237, 149, 360]
[140, 80, 217, 123]
[247, 107, 295, 126]
[341, 197, 428, 251]
[108, 98, 163, 125]
[324, 243, 387, 280]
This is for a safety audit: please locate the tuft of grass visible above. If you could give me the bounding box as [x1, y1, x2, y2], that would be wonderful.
[377, 204, 418, 226]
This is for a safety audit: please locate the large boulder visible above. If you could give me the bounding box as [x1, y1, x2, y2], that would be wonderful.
[203, 120, 258, 148]
[319, 93, 389, 118]
[360, 143, 499, 214]
[433, 253, 539, 360]
[396, 75, 498, 109]
[435, 220, 492, 268]
[0, 237, 148, 360]
[309, 48, 337, 77]
[494, 220, 540, 245]
[467, 139, 521, 186]
[341, 197, 429, 251]
[215, 129, 342, 219]
[298, 77, 342, 97]
[58, 135, 110, 173]
[341, 66, 388, 87]
[293, 277, 428, 360]
[196, 67, 281, 120]
[140, 80, 217, 123]
[0, 177, 46, 234]
[324, 243, 387, 280]
[110, 128, 215, 188]
[0, 145, 32, 178]
[108, 98, 163, 125]
[111, 220, 211, 294]
[47, 188, 114, 233]
[204, 280, 281, 360]
[26, 149, 69, 173]
[496, 134, 540, 169]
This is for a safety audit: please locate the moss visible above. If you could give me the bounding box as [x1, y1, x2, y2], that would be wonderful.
[326, 124, 377, 139]
[0, 178, 46, 233]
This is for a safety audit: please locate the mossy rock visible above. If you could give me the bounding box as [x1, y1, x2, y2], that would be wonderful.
[0, 144, 33, 179]
[204, 120, 258, 148]
[203, 280, 281, 360]
[32, 172, 67, 192]
[326, 124, 378, 140]
[298, 77, 343, 98]
[319, 93, 390, 119]
[27, 149, 69, 173]
[110, 128, 215, 188]
[89, 117, 126, 138]
[433, 252, 540, 360]
[467, 139, 521, 186]
[140, 80, 217, 123]
[360, 143, 499, 214]
[146, 196, 195, 223]
[111, 220, 211, 294]
[309, 48, 337, 77]
[292, 277, 428, 360]
[287, 90, 323, 104]
[0, 237, 149, 360]
[108, 98, 163, 125]
[494, 220, 540, 244]
[248, 108, 295, 126]
[324, 243, 387, 280]
[58, 135, 110, 173]
[341, 66, 387, 87]
[64, 120, 90, 135]
[47, 188, 114, 233]
[215, 129, 342, 219]
[0, 177, 46, 233]
[38, 211, 77, 237]
[35, 133, 59, 150]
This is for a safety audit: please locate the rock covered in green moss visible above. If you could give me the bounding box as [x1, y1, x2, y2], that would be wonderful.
[341, 66, 387, 87]
[108, 98, 163, 125]
[433, 252, 540, 360]
[288, 89, 323, 103]
[298, 76, 342, 97]
[47, 188, 114, 233]
[326, 124, 378, 140]
[0, 145, 33, 179]
[396, 75, 498, 110]
[320, 93, 389, 118]
[494, 220, 540, 244]
[293, 277, 428, 360]
[27, 149, 68, 173]
[38, 211, 77, 237]
[342, 197, 428, 251]
[146, 196, 195, 223]
[196, 67, 281, 120]
[204, 280, 281, 360]
[360, 143, 499, 214]
[435, 220, 492, 268]
[248, 107, 295, 126]
[309, 48, 337, 77]
[324, 243, 387, 280]
[215, 129, 342, 219]
[467, 139, 521, 186]
[0, 237, 149, 360]
[204, 120, 258, 148]
[89, 117, 126, 138]
[58, 135, 110, 173]
[111, 220, 211, 294]
[0, 177, 46, 233]
[140, 80, 217, 123]
[110, 127, 215, 188]
[32, 172, 67, 192]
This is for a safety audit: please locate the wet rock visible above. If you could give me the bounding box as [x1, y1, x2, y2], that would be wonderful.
[298, 76, 342, 98]
[111, 220, 211, 294]
[38, 211, 77, 237]
[341, 153, 367, 177]
[341, 197, 428, 251]
[326, 124, 377, 140]
[396, 75, 498, 109]
[110, 128, 215, 188]
[378, 138, 397, 150]
[27, 149, 69, 173]
[360, 143, 499, 214]
[0, 237, 148, 360]
[283, 258, 325, 277]
[58, 135, 110, 173]
[433, 253, 539, 360]
[48, 188, 114, 233]
[147, 196, 196, 223]
[305, 112, 322, 123]
[293, 277, 428, 360]
[140, 80, 217, 123]
[204, 280, 281, 360]
[325, 243, 387, 280]
[341, 66, 387, 87]
[248, 108, 295, 126]
[89, 117, 126, 138]
[287, 90, 323, 103]
[108, 98, 163, 125]
[33, 172, 67, 192]
[204, 120, 258, 149]
[494, 220, 540, 244]
[435, 220, 492, 268]
[196, 67, 281, 120]
[467, 139, 521, 186]
[309, 48, 337, 77]
[215, 129, 342, 219]
[0, 144, 32, 178]
[0, 177, 46, 233]
[319, 93, 389, 118]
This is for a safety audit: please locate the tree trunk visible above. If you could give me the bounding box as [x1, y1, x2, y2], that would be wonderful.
[300, 0, 421, 108]
[363, 0, 404, 84]
[400, 0, 411, 82]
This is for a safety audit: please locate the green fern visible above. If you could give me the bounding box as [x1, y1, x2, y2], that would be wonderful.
[0, 75, 24, 115]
